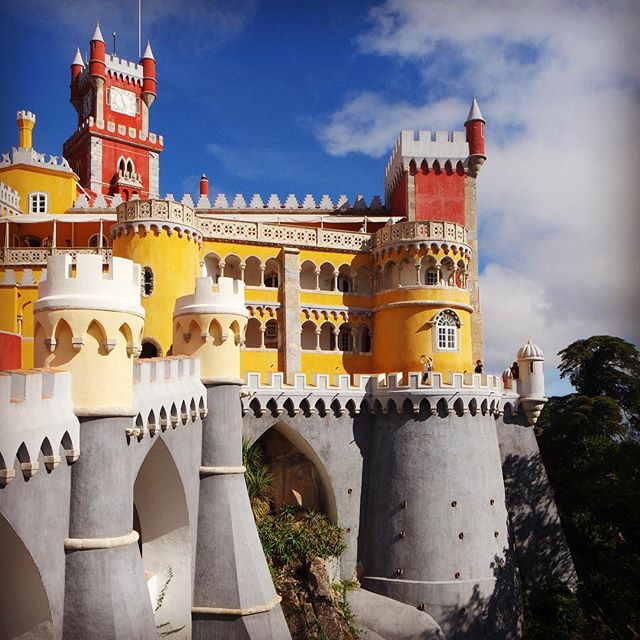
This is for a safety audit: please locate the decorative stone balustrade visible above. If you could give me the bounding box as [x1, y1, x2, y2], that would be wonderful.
[372, 220, 469, 257]
[243, 370, 513, 418]
[130, 356, 207, 439]
[0, 369, 80, 485]
[0, 247, 112, 268]
[198, 216, 372, 252]
[113, 199, 201, 242]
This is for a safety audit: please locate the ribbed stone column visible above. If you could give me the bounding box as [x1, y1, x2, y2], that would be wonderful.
[192, 382, 291, 639]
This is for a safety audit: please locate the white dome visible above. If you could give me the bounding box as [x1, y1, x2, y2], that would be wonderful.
[502, 367, 513, 379]
[517, 339, 544, 360]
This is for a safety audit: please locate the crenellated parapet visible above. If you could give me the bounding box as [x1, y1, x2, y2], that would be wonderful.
[173, 277, 248, 381]
[111, 199, 201, 243]
[385, 130, 470, 202]
[35, 253, 143, 317]
[0, 146, 73, 172]
[33, 254, 144, 414]
[0, 181, 20, 216]
[0, 369, 79, 485]
[243, 370, 508, 418]
[129, 356, 207, 439]
[194, 193, 385, 211]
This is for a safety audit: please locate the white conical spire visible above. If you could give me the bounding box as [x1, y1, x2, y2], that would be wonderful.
[91, 22, 105, 42]
[72, 48, 84, 66]
[465, 97, 485, 123]
[141, 40, 155, 61]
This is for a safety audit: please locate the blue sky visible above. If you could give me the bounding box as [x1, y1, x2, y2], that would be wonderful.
[1, 0, 639, 394]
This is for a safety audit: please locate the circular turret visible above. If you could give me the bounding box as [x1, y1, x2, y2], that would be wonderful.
[111, 199, 202, 356]
[140, 41, 156, 108]
[88, 22, 106, 85]
[517, 339, 547, 425]
[172, 276, 248, 382]
[33, 254, 144, 414]
[371, 219, 474, 375]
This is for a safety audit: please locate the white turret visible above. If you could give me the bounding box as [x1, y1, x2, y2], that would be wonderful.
[516, 339, 547, 425]
[33, 254, 145, 414]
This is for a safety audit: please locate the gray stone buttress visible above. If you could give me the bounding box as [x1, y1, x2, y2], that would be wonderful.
[192, 382, 291, 639]
[63, 416, 158, 640]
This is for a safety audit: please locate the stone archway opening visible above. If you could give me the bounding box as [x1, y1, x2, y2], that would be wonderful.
[133, 438, 191, 638]
[256, 422, 338, 524]
[0, 514, 54, 639]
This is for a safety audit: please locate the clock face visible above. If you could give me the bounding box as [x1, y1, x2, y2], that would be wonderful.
[110, 87, 137, 117]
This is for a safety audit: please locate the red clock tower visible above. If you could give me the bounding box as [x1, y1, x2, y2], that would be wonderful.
[63, 23, 163, 201]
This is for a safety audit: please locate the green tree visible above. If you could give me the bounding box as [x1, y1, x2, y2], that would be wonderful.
[558, 336, 640, 431]
[534, 336, 640, 637]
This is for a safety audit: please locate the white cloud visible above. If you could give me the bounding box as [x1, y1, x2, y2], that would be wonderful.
[317, 0, 640, 385]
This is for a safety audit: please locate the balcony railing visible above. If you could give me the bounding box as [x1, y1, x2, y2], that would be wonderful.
[0, 247, 113, 266]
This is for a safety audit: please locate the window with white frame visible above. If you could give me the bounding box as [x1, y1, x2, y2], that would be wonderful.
[29, 192, 48, 214]
[435, 310, 460, 351]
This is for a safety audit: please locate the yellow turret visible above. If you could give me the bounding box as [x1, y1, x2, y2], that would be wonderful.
[371, 220, 474, 375]
[16, 110, 36, 149]
[172, 276, 248, 382]
[33, 254, 144, 414]
[112, 199, 202, 357]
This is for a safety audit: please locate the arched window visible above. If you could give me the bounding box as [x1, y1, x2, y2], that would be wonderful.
[28, 192, 48, 214]
[118, 158, 126, 174]
[300, 321, 317, 351]
[141, 266, 154, 297]
[337, 266, 352, 293]
[434, 310, 460, 351]
[318, 263, 335, 291]
[338, 324, 352, 352]
[244, 257, 262, 286]
[244, 318, 261, 348]
[300, 260, 317, 290]
[264, 319, 278, 349]
[126, 159, 134, 175]
[319, 322, 334, 351]
[139, 339, 160, 358]
[88, 233, 109, 248]
[354, 266, 371, 294]
[203, 253, 221, 282]
[264, 258, 279, 288]
[358, 324, 371, 353]
[223, 255, 242, 280]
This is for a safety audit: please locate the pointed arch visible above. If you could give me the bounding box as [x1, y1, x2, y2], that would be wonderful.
[255, 421, 339, 524]
[134, 438, 191, 635]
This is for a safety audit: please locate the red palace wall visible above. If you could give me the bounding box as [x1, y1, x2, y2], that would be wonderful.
[101, 139, 150, 194]
[390, 173, 407, 218]
[0, 331, 21, 369]
[414, 168, 466, 225]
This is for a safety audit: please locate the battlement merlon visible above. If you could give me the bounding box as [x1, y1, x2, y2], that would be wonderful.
[174, 277, 248, 319]
[0, 369, 80, 485]
[384, 129, 470, 200]
[34, 254, 144, 318]
[131, 356, 207, 438]
[16, 110, 36, 123]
